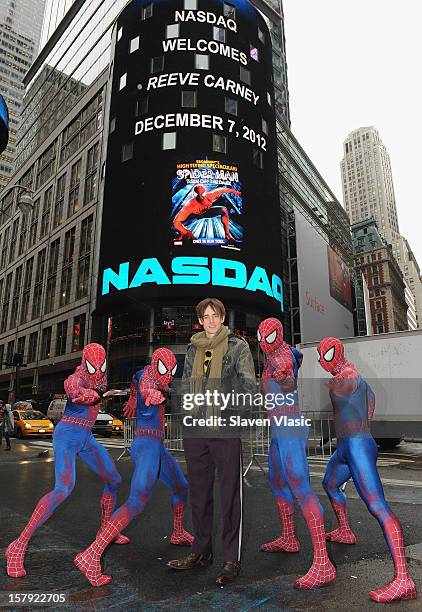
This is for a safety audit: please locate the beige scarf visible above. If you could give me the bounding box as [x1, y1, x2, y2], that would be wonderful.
[191, 325, 230, 382]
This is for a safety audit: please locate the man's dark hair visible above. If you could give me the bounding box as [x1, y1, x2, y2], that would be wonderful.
[196, 298, 226, 320]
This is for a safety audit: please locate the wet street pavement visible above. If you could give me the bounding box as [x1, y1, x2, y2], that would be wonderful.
[0, 439, 421, 611]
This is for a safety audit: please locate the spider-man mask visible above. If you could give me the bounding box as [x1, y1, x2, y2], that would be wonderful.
[194, 185, 206, 197]
[317, 337, 345, 374]
[81, 343, 107, 389]
[257, 318, 284, 354]
[151, 348, 177, 388]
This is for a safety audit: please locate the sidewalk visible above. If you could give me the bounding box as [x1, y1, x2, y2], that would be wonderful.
[0, 438, 50, 463]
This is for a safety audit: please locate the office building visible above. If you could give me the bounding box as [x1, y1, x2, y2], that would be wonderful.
[0, 0, 46, 191]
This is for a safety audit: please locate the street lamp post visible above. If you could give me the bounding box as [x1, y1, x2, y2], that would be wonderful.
[0, 184, 35, 219]
[0, 184, 34, 403]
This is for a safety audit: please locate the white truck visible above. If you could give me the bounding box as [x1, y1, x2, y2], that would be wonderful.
[298, 329, 422, 449]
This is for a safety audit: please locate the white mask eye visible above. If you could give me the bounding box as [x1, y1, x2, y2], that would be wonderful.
[265, 329, 277, 344]
[100, 358, 107, 373]
[317, 352, 321, 362]
[172, 364, 177, 376]
[323, 346, 335, 362]
[257, 329, 261, 342]
[86, 359, 96, 375]
[157, 359, 168, 375]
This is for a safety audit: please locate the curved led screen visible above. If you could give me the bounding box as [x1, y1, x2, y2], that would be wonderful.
[97, 0, 284, 315]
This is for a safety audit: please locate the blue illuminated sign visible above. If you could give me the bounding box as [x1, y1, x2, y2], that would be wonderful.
[102, 256, 284, 311]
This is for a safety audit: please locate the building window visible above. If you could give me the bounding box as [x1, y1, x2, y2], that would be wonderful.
[17, 336, 25, 361]
[225, 97, 237, 115]
[166, 24, 179, 38]
[41, 326, 52, 360]
[253, 148, 264, 168]
[195, 54, 209, 70]
[32, 248, 46, 319]
[129, 36, 140, 53]
[162, 132, 177, 150]
[377, 324, 384, 334]
[142, 3, 153, 19]
[240, 66, 251, 85]
[0, 273, 12, 334]
[44, 238, 60, 314]
[213, 27, 226, 42]
[119, 73, 127, 90]
[20, 257, 33, 325]
[181, 90, 197, 108]
[28, 198, 40, 248]
[53, 174, 66, 229]
[136, 97, 149, 115]
[28, 332, 38, 363]
[59, 228, 75, 308]
[10, 265, 23, 330]
[212, 134, 227, 154]
[17, 214, 28, 258]
[77, 216, 93, 300]
[36, 142, 57, 189]
[56, 320, 68, 356]
[84, 142, 99, 205]
[68, 159, 82, 216]
[184, 0, 197, 8]
[122, 142, 134, 162]
[223, 2, 236, 19]
[8, 219, 19, 264]
[72, 314, 86, 351]
[6, 341, 14, 367]
[0, 226, 10, 270]
[151, 56, 164, 73]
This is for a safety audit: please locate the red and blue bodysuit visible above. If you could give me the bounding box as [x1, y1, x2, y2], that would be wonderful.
[74, 348, 192, 586]
[318, 337, 417, 603]
[258, 319, 336, 590]
[5, 343, 128, 578]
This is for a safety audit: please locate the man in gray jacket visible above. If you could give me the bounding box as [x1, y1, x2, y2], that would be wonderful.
[168, 298, 256, 585]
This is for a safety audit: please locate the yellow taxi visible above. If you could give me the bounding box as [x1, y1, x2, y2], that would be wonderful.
[112, 416, 124, 435]
[12, 405, 54, 438]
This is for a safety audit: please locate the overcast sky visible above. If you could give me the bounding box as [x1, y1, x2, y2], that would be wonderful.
[282, 0, 422, 266]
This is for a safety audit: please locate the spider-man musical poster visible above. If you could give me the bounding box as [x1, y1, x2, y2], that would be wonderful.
[171, 160, 243, 249]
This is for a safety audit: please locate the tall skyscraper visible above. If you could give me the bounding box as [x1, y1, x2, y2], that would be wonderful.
[341, 126, 400, 245]
[0, 0, 47, 191]
[341, 126, 422, 327]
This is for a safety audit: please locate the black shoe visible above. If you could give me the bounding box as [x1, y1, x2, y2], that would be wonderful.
[167, 552, 213, 570]
[215, 561, 241, 586]
[5, 447, 11, 451]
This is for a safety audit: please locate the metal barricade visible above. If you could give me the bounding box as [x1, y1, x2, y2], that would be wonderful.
[118, 413, 185, 460]
[119, 411, 336, 479]
[242, 411, 335, 477]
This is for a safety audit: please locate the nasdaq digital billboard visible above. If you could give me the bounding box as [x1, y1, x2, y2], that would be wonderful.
[96, 0, 284, 315]
[0, 95, 9, 155]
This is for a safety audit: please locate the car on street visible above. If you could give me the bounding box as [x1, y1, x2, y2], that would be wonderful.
[12, 405, 54, 438]
[111, 416, 124, 435]
[93, 409, 114, 437]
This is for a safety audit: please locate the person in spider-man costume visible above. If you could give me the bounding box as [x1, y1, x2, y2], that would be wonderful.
[173, 184, 241, 242]
[74, 347, 193, 586]
[5, 343, 128, 578]
[258, 318, 336, 590]
[317, 337, 417, 603]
